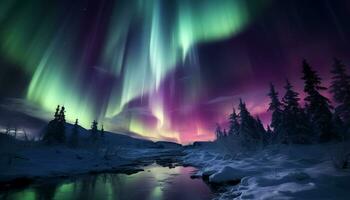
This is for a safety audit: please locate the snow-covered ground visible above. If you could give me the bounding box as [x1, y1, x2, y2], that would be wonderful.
[2, 124, 350, 200]
[0, 145, 181, 183]
[183, 142, 350, 200]
[0, 126, 183, 187]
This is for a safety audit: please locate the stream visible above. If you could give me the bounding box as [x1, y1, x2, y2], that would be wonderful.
[0, 164, 214, 200]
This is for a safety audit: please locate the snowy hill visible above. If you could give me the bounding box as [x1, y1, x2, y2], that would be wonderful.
[58, 123, 158, 148]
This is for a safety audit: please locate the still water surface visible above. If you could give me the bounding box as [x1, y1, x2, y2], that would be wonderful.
[1, 164, 214, 200]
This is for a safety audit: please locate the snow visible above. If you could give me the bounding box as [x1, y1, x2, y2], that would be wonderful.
[209, 166, 248, 184]
[0, 126, 183, 185]
[183, 142, 350, 200]
[2, 124, 350, 200]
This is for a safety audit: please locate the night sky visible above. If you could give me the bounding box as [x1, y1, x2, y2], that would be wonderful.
[0, 0, 349, 144]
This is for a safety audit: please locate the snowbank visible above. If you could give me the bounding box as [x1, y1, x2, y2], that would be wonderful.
[184, 142, 350, 200]
[209, 166, 243, 183]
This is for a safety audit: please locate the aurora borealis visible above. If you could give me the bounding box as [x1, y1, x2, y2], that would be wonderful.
[1, 0, 350, 143]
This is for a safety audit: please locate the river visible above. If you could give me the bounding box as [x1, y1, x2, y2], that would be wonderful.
[0, 164, 214, 200]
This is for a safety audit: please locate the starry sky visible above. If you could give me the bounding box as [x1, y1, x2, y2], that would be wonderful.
[0, 0, 349, 144]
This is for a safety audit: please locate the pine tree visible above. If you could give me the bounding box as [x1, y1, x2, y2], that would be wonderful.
[43, 106, 66, 144]
[91, 120, 99, 141]
[70, 119, 79, 148]
[215, 124, 223, 140]
[302, 59, 334, 142]
[100, 125, 105, 137]
[59, 106, 66, 123]
[267, 83, 283, 143]
[54, 105, 60, 120]
[238, 99, 261, 147]
[228, 108, 240, 136]
[43, 105, 66, 144]
[55, 106, 66, 143]
[282, 80, 313, 144]
[330, 58, 350, 124]
[255, 117, 268, 146]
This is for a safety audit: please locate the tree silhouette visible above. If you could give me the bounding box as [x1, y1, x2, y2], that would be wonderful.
[255, 117, 268, 146]
[330, 58, 350, 125]
[43, 105, 66, 144]
[302, 59, 334, 142]
[282, 80, 312, 144]
[70, 119, 79, 148]
[228, 108, 240, 136]
[238, 99, 261, 147]
[267, 83, 283, 143]
[91, 120, 99, 141]
[215, 124, 224, 140]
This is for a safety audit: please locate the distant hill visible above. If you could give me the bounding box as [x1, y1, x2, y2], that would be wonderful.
[0, 102, 182, 148]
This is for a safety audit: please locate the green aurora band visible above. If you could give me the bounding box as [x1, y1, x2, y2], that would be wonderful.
[0, 0, 266, 142]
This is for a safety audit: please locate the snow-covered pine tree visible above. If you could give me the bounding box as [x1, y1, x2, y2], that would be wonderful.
[282, 79, 313, 144]
[228, 107, 240, 136]
[267, 83, 283, 143]
[302, 59, 335, 142]
[330, 58, 350, 126]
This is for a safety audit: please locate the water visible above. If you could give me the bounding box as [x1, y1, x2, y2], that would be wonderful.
[0, 164, 214, 200]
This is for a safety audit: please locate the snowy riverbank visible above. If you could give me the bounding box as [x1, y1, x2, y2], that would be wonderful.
[0, 127, 184, 189]
[0, 146, 183, 184]
[183, 142, 350, 200]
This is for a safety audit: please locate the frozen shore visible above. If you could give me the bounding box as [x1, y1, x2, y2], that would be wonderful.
[0, 128, 184, 189]
[183, 142, 350, 200]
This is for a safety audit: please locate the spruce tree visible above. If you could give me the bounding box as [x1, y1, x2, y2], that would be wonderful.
[43, 105, 66, 144]
[267, 83, 283, 143]
[302, 59, 334, 142]
[54, 105, 60, 120]
[43, 105, 59, 143]
[56, 106, 66, 143]
[91, 120, 99, 141]
[282, 80, 312, 144]
[228, 108, 240, 136]
[255, 117, 268, 146]
[330, 58, 350, 124]
[238, 99, 260, 147]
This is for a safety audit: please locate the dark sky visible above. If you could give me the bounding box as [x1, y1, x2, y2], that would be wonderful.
[0, 0, 349, 143]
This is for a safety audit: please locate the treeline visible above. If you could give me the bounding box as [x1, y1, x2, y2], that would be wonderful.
[216, 58, 350, 148]
[42, 105, 105, 147]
